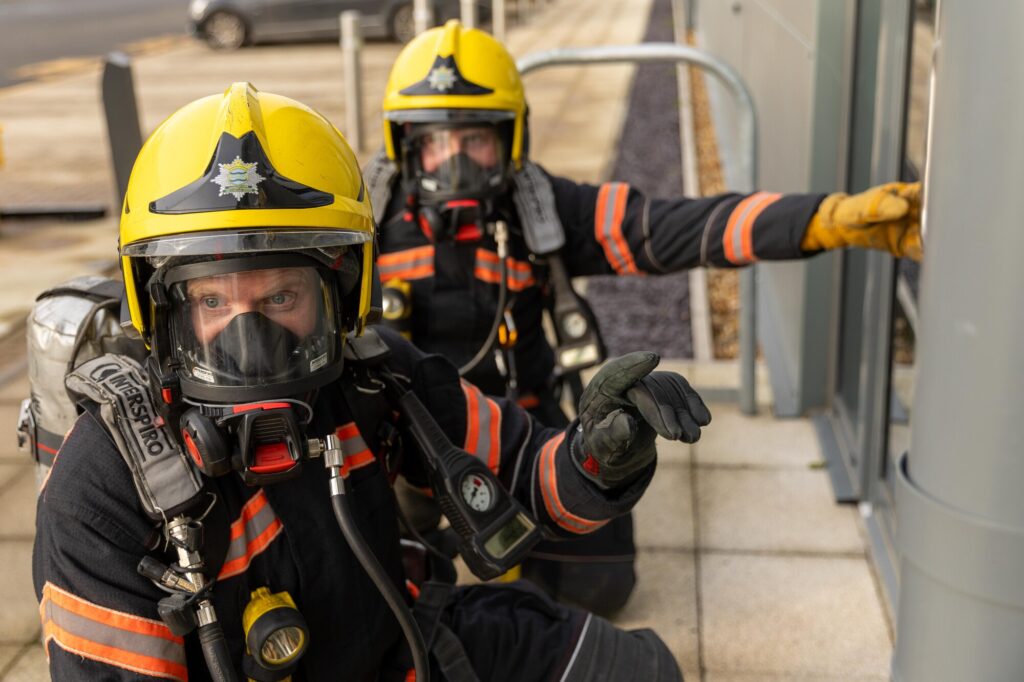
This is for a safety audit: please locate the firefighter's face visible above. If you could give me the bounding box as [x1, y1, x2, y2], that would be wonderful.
[418, 126, 500, 173]
[186, 267, 320, 345]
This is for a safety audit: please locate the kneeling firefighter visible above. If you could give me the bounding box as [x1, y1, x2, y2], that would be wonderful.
[31, 83, 711, 681]
[366, 20, 923, 615]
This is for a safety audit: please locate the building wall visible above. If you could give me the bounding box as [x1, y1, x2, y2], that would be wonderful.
[696, 0, 854, 415]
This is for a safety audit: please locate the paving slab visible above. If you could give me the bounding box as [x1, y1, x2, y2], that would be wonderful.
[0, 644, 48, 682]
[0, 465, 26, 492]
[697, 468, 864, 554]
[0, 645, 22, 674]
[0, 467, 37, 539]
[0, 541, 40, 644]
[700, 553, 891, 678]
[695, 402, 823, 469]
[612, 550, 699, 680]
[634, 459, 693, 550]
[705, 674, 888, 681]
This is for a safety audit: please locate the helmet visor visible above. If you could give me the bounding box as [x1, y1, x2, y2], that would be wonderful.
[166, 264, 340, 390]
[410, 124, 508, 198]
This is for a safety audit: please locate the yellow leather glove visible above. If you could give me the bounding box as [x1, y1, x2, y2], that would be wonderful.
[802, 181, 922, 261]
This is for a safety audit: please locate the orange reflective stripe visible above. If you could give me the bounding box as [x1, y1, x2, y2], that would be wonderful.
[595, 183, 639, 275]
[41, 582, 187, 681]
[474, 249, 536, 291]
[461, 381, 501, 474]
[538, 434, 608, 534]
[379, 246, 435, 281]
[219, 490, 284, 580]
[723, 192, 781, 264]
[334, 422, 376, 478]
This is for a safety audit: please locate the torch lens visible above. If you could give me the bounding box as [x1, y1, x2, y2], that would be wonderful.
[260, 626, 306, 666]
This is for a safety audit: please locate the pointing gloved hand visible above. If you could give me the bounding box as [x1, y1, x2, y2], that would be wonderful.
[801, 181, 922, 261]
[572, 351, 712, 490]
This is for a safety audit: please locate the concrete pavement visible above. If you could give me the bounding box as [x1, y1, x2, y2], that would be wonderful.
[0, 0, 894, 678]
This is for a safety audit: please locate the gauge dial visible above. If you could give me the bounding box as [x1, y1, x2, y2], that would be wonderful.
[461, 474, 494, 513]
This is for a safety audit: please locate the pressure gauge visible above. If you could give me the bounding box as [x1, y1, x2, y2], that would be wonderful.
[460, 474, 495, 513]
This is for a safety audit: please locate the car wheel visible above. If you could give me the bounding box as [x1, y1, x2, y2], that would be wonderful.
[391, 3, 416, 43]
[204, 11, 248, 50]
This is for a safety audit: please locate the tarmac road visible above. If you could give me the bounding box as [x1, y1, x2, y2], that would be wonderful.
[0, 0, 189, 89]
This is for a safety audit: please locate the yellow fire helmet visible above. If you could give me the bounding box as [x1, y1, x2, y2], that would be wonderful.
[119, 82, 379, 403]
[381, 19, 527, 174]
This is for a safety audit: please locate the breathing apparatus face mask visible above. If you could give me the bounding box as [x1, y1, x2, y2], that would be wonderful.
[158, 256, 347, 485]
[412, 125, 507, 197]
[166, 262, 339, 392]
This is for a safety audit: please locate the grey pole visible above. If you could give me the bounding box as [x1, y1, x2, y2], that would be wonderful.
[414, 0, 433, 35]
[492, 0, 506, 40]
[517, 44, 760, 412]
[101, 52, 143, 208]
[460, 0, 476, 29]
[340, 11, 364, 153]
[893, 0, 1024, 679]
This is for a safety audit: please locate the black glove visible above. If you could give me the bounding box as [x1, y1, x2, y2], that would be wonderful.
[572, 351, 711, 490]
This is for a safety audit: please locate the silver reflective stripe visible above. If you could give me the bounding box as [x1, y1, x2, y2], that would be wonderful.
[337, 423, 370, 456]
[559, 613, 593, 682]
[599, 183, 630, 271]
[41, 583, 186, 680]
[462, 382, 501, 473]
[219, 491, 283, 579]
[730, 192, 767, 263]
[378, 247, 435, 279]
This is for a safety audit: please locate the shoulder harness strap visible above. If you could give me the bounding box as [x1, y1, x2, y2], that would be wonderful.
[344, 327, 393, 365]
[511, 160, 566, 255]
[65, 354, 205, 520]
[363, 148, 400, 226]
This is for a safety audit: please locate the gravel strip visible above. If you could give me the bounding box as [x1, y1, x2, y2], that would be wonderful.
[586, 0, 694, 360]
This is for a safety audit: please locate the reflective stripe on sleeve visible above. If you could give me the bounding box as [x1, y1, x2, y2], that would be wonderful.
[460, 381, 502, 474]
[335, 422, 377, 478]
[594, 182, 639, 275]
[537, 433, 609, 534]
[40, 582, 188, 681]
[473, 249, 537, 291]
[218, 490, 284, 580]
[722, 191, 782, 264]
[379, 245, 435, 281]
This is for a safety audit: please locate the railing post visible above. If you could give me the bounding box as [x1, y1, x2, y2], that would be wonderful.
[101, 52, 143, 208]
[460, 0, 477, 29]
[492, 0, 506, 41]
[517, 44, 760, 412]
[340, 11, 364, 153]
[414, 0, 433, 35]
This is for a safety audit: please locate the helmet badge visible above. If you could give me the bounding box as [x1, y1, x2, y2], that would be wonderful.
[399, 55, 493, 97]
[427, 65, 458, 92]
[212, 156, 266, 200]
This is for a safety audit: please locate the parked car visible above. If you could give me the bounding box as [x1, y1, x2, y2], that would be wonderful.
[189, 0, 490, 49]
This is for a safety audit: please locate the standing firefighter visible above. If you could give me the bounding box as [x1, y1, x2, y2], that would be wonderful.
[367, 20, 922, 614]
[32, 83, 708, 682]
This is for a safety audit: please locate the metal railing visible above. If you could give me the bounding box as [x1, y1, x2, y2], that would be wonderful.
[517, 43, 760, 413]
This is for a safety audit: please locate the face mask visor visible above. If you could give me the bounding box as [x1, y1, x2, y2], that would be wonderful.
[407, 123, 510, 202]
[163, 255, 343, 402]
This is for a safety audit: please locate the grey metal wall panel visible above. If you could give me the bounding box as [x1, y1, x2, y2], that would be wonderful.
[698, 0, 852, 415]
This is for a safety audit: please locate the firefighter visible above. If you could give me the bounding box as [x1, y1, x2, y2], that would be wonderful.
[32, 83, 707, 681]
[366, 20, 922, 615]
